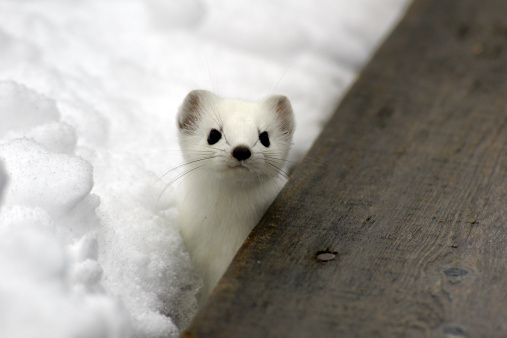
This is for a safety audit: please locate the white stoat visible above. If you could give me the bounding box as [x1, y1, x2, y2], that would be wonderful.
[176, 90, 295, 302]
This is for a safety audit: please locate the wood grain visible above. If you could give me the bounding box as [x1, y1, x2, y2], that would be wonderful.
[183, 0, 507, 336]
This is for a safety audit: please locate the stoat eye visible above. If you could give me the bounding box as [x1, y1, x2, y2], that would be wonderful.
[259, 131, 270, 147]
[207, 129, 222, 145]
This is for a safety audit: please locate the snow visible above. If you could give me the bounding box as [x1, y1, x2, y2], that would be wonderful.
[0, 0, 411, 337]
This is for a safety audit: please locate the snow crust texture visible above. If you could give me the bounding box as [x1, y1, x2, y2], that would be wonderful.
[0, 0, 410, 337]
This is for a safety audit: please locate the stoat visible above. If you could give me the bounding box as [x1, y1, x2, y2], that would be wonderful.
[176, 90, 295, 302]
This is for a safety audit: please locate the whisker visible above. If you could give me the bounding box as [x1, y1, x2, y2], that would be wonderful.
[141, 149, 217, 157]
[171, 163, 208, 185]
[155, 156, 216, 184]
[179, 151, 216, 156]
[263, 156, 302, 166]
[268, 61, 293, 96]
[265, 161, 294, 184]
[270, 171, 284, 191]
[205, 56, 217, 95]
[266, 165, 293, 186]
[157, 164, 207, 201]
[263, 152, 326, 165]
[202, 89, 223, 129]
[203, 58, 224, 127]
[199, 145, 227, 153]
[141, 150, 183, 156]
[299, 155, 325, 164]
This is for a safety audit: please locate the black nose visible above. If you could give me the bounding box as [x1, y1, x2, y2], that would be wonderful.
[232, 146, 251, 161]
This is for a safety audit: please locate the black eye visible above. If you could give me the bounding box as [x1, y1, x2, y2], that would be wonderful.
[207, 129, 222, 145]
[259, 131, 270, 147]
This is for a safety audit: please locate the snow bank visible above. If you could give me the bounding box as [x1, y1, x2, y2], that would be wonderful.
[0, 0, 410, 337]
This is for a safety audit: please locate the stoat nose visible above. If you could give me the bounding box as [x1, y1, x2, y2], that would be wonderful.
[232, 146, 251, 161]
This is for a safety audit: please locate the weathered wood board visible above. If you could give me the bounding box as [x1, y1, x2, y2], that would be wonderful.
[183, 0, 507, 336]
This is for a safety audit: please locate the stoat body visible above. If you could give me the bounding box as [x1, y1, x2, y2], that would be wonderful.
[176, 90, 295, 302]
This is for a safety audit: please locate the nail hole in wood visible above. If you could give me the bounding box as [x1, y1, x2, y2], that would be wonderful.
[442, 325, 466, 336]
[316, 250, 338, 262]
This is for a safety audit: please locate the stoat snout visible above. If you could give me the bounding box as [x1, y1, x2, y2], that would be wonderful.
[232, 146, 251, 161]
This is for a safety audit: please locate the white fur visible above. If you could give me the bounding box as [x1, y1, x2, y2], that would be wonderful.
[176, 90, 294, 302]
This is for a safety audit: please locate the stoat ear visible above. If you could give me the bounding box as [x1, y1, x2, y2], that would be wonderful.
[265, 95, 295, 137]
[177, 90, 215, 131]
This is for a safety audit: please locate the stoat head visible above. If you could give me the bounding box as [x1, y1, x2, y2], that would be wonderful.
[177, 90, 295, 185]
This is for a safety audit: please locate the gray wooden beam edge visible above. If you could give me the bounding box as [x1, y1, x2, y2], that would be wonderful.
[183, 0, 507, 336]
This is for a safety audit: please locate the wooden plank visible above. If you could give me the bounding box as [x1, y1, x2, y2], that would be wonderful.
[183, 0, 507, 336]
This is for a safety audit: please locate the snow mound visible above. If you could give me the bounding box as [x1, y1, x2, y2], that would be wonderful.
[0, 138, 92, 213]
[0, 81, 60, 136]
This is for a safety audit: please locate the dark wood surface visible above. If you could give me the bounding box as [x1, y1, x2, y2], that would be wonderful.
[183, 0, 507, 336]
